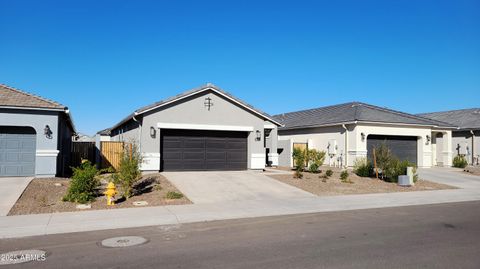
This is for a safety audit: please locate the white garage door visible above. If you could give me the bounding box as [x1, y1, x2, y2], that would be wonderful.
[0, 127, 36, 176]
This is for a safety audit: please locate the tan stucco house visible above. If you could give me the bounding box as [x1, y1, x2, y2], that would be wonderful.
[274, 102, 456, 168]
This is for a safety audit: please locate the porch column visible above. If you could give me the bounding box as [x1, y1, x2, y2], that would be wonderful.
[442, 130, 453, 167]
[267, 127, 279, 166]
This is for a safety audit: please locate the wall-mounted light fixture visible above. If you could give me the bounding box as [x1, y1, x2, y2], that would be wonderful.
[44, 125, 52, 139]
[255, 130, 261, 141]
[150, 126, 156, 138]
[361, 132, 366, 142]
[426, 135, 431, 145]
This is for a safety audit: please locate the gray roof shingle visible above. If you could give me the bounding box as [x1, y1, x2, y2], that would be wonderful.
[274, 102, 455, 129]
[418, 108, 480, 130]
[0, 84, 66, 110]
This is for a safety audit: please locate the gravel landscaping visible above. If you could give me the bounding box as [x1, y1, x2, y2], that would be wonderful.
[267, 167, 455, 196]
[8, 173, 191, 216]
[464, 166, 480, 176]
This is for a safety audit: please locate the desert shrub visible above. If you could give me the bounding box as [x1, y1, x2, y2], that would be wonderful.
[340, 170, 349, 182]
[383, 159, 416, 183]
[307, 149, 326, 172]
[294, 169, 304, 179]
[325, 169, 333, 177]
[165, 191, 184, 199]
[453, 155, 468, 168]
[308, 163, 320, 173]
[113, 143, 143, 199]
[353, 157, 373, 177]
[63, 160, 100, 204]
[292, 147, 307, 178]
[320, 174, 328, 182]
[372, 142, 392, 179]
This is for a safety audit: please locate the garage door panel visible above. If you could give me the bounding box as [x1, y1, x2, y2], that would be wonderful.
[206, 139, 226, 149]
[6, 152, 19, 162]
[206, 152, 226, 160]
[183, 139, 205, 149]
[367, 135, 417, 165]
[183, 152, 205, 160]
[162, 129, 247, 171]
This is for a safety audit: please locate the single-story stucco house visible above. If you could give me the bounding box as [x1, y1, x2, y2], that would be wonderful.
[102, 84, 282, 171]
[273, 102, 456, 168]
[0, 84, 76, 177]
[419, 108, 480, 165]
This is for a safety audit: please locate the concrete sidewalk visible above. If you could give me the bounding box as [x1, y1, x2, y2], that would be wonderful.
[1, 168, 479, 239]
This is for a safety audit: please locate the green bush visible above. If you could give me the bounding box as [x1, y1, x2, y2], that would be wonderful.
[292, 147, 307, 178]
[307, 149, 326, 171]
[165, 191, 184, 199]
[325, 169, 333, 177]
[113, 143, 143, 199]
[383, 159, 416, 183]
[63, 160, 100, 204]
[353, 157, 373, 177]
[372, 142, 392, 179]
[340, 170, 349, 182]
[453, 155, 468, 168]
[308, 163, 320, 173]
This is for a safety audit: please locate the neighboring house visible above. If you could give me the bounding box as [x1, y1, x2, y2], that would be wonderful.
[73, 132, 95, 142]
[273, 102, 456, 168]
[0, 84, 76, 177]
[102, 84, 282, 171]
[418, 108, 480, 165]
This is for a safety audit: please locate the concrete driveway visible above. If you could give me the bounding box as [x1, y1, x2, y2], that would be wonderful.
[162, 171, 314, 204]
[0, 177, 33, 216]
[418, 167, 480, 189]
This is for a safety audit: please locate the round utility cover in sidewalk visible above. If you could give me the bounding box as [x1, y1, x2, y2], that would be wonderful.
[100, 236, 148, 248]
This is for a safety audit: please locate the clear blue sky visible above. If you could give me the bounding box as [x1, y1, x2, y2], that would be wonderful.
[1, 0, 479, 135]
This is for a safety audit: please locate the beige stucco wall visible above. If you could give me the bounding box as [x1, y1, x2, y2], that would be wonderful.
[278, 123, 453, 168]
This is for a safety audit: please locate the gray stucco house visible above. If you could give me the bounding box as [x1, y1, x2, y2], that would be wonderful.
[273, 102, 456, 168]
[0, 84, 76, 177]
[103, 84, 282, 171]
[419, 108, 480, 165]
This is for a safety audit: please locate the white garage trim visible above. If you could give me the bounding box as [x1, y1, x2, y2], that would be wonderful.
[141, 152, 160, 171]
[35, 150, 59, 157]
[157, 122, 254, 132]
[251, 153, 266, 169]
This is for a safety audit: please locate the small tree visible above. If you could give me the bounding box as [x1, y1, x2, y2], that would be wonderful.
[113, 142, 143, 199]
[292, 147, 307, 178]
[374, 142, 392, 179]
[63, 160, 100, 204]
[307, 149, 326, 173]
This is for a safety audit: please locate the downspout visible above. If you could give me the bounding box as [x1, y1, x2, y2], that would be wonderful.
[342, 124, 348, 168]
[471, 130, 475, 165]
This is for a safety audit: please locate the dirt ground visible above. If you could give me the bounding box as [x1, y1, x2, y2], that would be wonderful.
[8, 173, 191, 216]
[464, 166, 480, 176]
[267, 167, 455, 196]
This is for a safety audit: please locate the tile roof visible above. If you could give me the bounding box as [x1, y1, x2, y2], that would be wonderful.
[106, 83, 281, 132]
[418, 108, 480, 130]
[0, 84, 65, 110]
[274, 102, 455, 129]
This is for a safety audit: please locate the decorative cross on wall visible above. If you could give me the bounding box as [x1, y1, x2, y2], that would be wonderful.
[204, 97, 213, 111]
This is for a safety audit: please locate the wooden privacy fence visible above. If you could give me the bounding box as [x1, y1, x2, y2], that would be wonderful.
[101, 141, 125, 170]
[71, 142, 96, 168]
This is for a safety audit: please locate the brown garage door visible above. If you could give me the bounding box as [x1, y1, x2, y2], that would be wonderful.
[161, 129, 248, 171]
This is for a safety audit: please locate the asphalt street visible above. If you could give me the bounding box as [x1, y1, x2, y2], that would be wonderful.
[1, 201, 480, 269]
